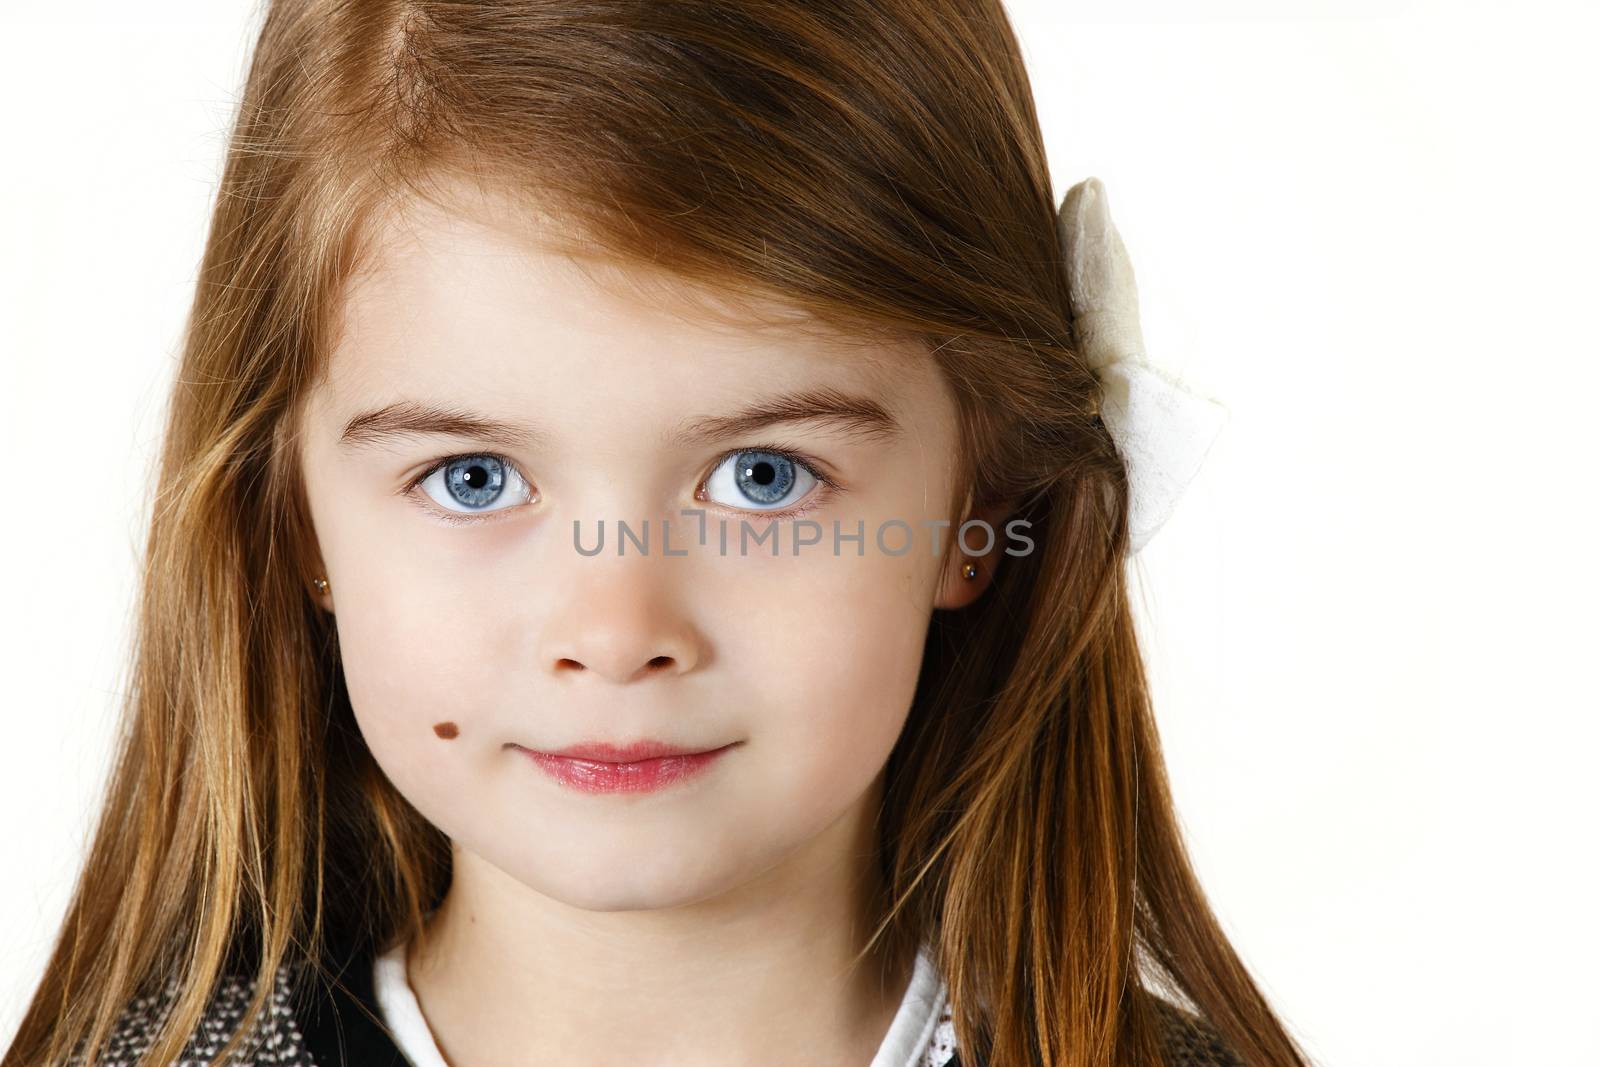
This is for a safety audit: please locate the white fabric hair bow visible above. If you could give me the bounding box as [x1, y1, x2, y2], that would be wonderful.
[1056, 177, 1229, 554]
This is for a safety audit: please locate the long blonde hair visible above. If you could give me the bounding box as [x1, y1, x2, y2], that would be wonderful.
[7, 2, 1309, 1065]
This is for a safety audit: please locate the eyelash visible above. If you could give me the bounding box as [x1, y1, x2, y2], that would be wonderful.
[402, 444, 841, 527]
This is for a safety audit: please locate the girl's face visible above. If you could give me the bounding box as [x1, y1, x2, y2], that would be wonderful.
[298, 183, 987, 912]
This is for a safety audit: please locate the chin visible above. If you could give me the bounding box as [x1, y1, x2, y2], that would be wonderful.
[492, 841, 756, 914]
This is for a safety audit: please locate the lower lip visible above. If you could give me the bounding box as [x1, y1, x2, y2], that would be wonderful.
[515, 743, 737, 794]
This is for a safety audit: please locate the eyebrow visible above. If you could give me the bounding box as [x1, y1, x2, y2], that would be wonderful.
[339, 401, 543, 451]
[337, 387, 902, 451]
[672, 386, 901, 446]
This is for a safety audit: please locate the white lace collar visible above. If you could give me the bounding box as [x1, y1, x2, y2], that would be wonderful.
[373, 938, 957, 1067]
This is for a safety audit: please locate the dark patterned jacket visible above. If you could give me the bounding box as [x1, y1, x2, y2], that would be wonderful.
[73, 940, 1245, 1066]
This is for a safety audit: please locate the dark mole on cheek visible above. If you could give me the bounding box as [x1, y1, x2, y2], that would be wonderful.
[433, 721, 460, 739]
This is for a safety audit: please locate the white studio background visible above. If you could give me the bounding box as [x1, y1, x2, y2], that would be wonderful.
[2, 2, 1595, 1064]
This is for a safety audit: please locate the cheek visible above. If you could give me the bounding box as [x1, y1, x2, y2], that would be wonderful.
[338, 618, 456, 783]
[328, 556, 502, 799]
[734, 547, 936, 804]
[306, 466, 504, 759]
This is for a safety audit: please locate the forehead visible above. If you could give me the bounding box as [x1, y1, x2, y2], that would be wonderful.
[322, 180, 923, 405]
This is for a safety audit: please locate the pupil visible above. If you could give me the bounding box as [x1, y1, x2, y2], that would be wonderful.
[464, 465, 487, 488]
[732, 451, 793, 507]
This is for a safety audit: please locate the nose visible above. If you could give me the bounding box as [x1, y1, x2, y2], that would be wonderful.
[539, 554, 704, 685]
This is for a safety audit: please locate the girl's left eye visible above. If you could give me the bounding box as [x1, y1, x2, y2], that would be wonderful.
[410, 453, 535, 519]
[699, 448, 831, 515]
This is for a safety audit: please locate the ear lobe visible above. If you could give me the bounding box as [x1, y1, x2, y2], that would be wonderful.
[933, 550, 991, 610]
[309, 565, 335, 614]
[932, 497, 1017, 611]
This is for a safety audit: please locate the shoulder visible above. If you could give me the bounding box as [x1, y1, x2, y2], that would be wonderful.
[1149, 994, 1248, 1067]
[941, 993, 1245, 1067]
[73, 961, 317, 1067]
[79, 934, 412, 1067]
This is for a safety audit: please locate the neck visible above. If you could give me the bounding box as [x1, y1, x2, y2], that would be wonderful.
[406, 772, 914, 1067]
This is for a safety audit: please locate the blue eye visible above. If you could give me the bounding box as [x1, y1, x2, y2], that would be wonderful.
[415, 453, 535, 515]
[703, 449, 821, 512]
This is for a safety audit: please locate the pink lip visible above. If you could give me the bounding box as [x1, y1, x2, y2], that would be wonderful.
[513, 740, 739, 794]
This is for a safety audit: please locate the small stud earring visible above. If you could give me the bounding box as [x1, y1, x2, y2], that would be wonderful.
[961, 562, 977, 580]
[312, 576, 330, 594]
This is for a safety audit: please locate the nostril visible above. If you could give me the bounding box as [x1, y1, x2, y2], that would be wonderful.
[647, 656, 673, 670]
[556, 658, 585, 671]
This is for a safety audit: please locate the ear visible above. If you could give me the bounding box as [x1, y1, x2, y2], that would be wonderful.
[307, 553, 335, 615]
[932, 496, 1017, 611]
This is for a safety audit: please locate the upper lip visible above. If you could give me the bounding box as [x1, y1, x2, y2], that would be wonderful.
[522, 739, 733, 763]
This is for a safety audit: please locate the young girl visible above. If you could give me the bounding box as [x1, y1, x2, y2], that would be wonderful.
[6, 2, 1310, 1066]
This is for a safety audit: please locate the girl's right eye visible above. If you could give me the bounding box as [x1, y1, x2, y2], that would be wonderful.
[412, 453, 536, 520]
